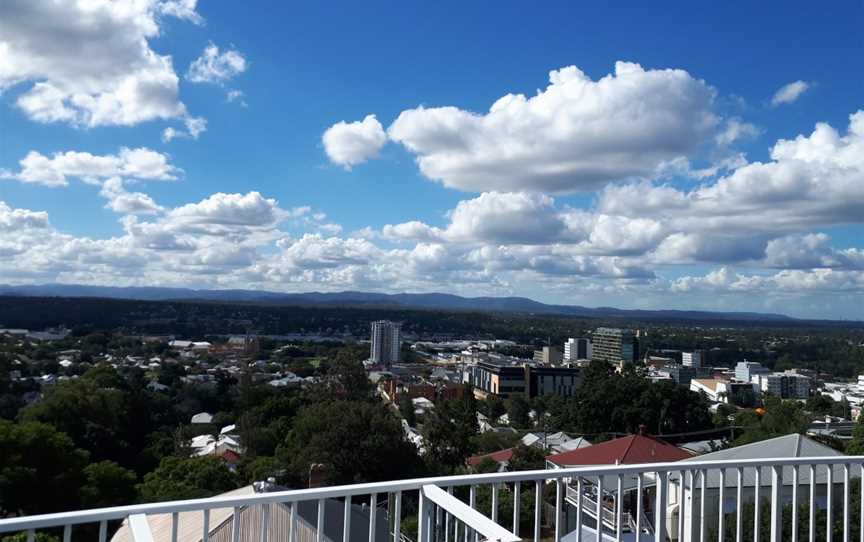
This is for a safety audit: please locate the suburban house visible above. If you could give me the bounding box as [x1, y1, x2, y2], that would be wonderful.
[547, 433, 693, 541]
[668, 433, 858, 541]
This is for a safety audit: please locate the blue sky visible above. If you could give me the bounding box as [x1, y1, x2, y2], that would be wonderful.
[1, 0, 862, 319]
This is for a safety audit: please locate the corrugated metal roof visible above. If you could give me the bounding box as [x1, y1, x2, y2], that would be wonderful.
[111, 486, 254, 542]
[674, 434, 855, 488]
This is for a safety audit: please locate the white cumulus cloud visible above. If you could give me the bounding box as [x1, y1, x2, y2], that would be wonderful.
[1, 147, 181, 187]
[386, 61, 718, 193]
[322, 115, 388, 169]
[0, 0, 201, 127]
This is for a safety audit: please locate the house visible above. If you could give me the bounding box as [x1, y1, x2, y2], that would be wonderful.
[552, 436, 593, 454]
[191, 412, 214, 424]
[547, 433, 691, 541]
[521, 431, 584, 453]
[110, 484, 390, 542]
[467, 448, 515, 471]
[546, 433, 692, 468]
[668, 433, 858, 541]
[690, 378, 758, 405]
[147, 380, 170, 392]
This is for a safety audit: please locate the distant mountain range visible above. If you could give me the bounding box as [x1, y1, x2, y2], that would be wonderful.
[0, 283, 804, 323]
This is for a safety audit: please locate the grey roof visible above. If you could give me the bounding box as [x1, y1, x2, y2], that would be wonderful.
[674, 434, 854, 488]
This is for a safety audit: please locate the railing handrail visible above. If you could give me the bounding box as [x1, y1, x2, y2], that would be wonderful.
[421, 485, 519, 542]
[1, 455, 860, 533]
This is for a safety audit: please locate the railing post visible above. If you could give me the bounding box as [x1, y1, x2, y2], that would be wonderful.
[370, 493, 378, 542]
[596, 475, 603, 539]
[616, 474, 623, 542]
[700, 469, 707, 542]
[827, 465, 834, 542]
[792, 466, 799, 542]
[317, 499, 326, 542]
[512, 482, 520, 536]
[718, 468, 725, 542]
[534, 480, 542, 542]
[492, 485, 499, 524]
[555, 479, 563, 542]
[635, 475, 642, 539]
[754, 466, 761, 542]
[419, 490, 427, 542]
[770, 465, 782, 542]
[844, 464, 850, 542]
[686, 471, 695, 542]
[343, 496, 352, 542]
[394, 491, 402, 542]
[576, 478, 583, 542]
[809, 464, 816, 542]
[736, 467, 743, 542]
[654, 471, 667, 542]
[679, 471, 687, 542]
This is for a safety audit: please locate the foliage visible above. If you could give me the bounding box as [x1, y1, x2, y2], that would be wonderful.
[551, 360, 713, 436]
[0, 420, 88, 515]
[20, 366, 178, 474]
[507, 395, 531, 428]
[278, 400, 423, 486]
[137, 456, 239, 502]
[422, 387, 478, 470]
[471, 430, 521, 453]
[731, 396, 810, 446]
[508, 444, 546, 471]
[846, 413, 864, 455]
[1, 533, 59, 542]
[80, 461, 138, 508]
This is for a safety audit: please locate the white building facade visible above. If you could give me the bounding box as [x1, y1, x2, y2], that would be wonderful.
[370, 320, 401, 365]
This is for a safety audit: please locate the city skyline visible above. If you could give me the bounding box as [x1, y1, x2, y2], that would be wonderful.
[1, 1, 863, 320]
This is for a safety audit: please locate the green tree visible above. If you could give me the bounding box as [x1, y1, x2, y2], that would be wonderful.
[508, 444, 546, 471]
[0, 420, 88, 515]
[80, 461, 138, 508]
[137, 456, 239, 502]
[422, 389, 478, 470]
[278, 400, 423, 486]
[846, 413, 864, 455]
[507, 395, 531, 428]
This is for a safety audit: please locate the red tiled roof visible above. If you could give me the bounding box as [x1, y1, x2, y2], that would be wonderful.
[546, 434, 690, 467]
[467, 447, 515, 466]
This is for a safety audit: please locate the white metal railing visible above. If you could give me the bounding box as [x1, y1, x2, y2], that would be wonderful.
[0, 456, 862, 542]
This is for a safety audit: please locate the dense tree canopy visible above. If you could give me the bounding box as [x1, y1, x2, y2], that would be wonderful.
[278, 400, 423, 486]
[137, 456, 240, 502]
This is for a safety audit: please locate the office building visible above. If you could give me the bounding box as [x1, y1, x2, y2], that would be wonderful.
[533, 346, 563, 365]
[564, 338, 592, 361]
[527, 365, 582, 398]
[752, 372, 811, 399]
[464, 361, 583, 399]
[370, 320, 401, 366]
[464, 360, 527, 398]
[735, 361, 770, 382]
[591, 328, 638, 366]
[682, 350, 705, 368]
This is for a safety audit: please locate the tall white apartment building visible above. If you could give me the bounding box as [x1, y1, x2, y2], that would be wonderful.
[370, 320, 401, 365]
[564, 337, 592, 362]
[682, 351, 704, 368]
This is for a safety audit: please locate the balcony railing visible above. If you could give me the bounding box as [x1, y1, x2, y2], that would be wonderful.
[0, 456, 861, 542]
